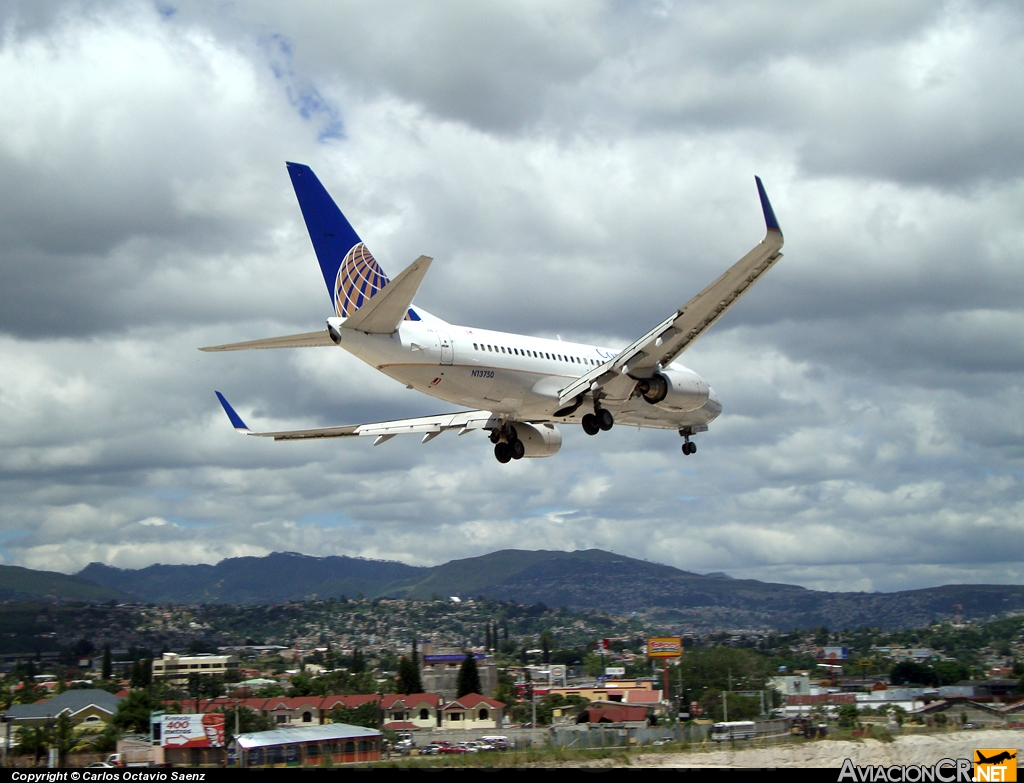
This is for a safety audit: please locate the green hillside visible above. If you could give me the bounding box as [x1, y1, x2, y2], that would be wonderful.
[0, 563, 129, 603]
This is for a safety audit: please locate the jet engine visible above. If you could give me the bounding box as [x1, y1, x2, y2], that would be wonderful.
[636, 369, 709, 412]
[516, 422, 562, 457]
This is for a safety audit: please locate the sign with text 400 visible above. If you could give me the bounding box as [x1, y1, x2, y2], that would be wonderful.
[161, 713, 225, 748]
[647, 637, 683, 658]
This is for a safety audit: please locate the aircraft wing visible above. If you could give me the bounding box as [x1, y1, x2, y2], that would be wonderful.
[199, 330, 335, 352]
[215, 392, 499, 443]
[558, 176, 784, 407]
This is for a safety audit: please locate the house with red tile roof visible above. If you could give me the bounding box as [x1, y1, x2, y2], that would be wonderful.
[440, 694, 504, 730]
[381, 693, 442, 729]
[176, 694, 381, 726]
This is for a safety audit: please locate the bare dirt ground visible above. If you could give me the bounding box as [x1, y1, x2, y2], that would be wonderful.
[578, 729, 1024, 768]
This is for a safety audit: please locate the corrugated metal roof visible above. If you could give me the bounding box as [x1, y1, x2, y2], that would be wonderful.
[235, 722, 381, 749]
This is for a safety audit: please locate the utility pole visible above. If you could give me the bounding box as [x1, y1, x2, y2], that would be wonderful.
[723, 689, 728, 723]
[531, 683, 537, 729]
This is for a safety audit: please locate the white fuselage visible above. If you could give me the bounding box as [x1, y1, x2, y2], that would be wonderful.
[328, 317, 722, 431]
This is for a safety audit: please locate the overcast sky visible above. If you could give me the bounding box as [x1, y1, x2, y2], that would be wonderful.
[2, 0, 1023, 594]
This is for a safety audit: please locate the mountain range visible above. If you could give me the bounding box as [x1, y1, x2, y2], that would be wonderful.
[60, 549, 1024, 631]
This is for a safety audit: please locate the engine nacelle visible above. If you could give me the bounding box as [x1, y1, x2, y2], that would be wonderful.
[637, 369, 709, 412]
[514, 422, 562, 458]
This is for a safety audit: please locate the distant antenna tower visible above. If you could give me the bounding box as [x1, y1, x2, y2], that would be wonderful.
[952, 602, 964, 626]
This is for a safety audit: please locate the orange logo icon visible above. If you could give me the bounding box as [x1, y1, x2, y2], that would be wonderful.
[974, 749, 1017, 782]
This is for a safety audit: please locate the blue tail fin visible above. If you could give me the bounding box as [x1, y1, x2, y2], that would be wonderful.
[287, 162, 419, 319]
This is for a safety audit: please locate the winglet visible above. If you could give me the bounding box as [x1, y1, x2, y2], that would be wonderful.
[215, 391, 250, 432]
[755, 176, 782, 235]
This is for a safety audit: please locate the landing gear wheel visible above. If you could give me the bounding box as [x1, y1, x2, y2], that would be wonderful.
[597, 408, 614, 431]
[682, 441, 696, 455]
[494, 442, 512, 463]
[489, 429, 501, 444]
[510, 439, 526, 460]
[506, 425, 518, 444]
[582, 413, 600, 436]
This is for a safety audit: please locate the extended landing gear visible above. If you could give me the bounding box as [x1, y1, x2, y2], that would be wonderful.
[680, 428, 697, 456]
[582, 407, 614, 436]
[492, 425, 525, 463]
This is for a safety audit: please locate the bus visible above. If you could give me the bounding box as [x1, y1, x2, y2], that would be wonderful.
[711, 721, 757, 742]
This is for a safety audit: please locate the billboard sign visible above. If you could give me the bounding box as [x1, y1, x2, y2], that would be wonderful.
[605, 666, 626, 676]
[647, 637, 683, 658]
[161, 714, 225, 748]
[818, 647, 849, 661]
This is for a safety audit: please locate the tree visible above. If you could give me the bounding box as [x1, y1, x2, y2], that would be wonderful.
[329, 702, 379, 730]
[396, 656, 423, 695]
[890, 661, 938, 687]
[493, 671, 516, 708]
[540, 630, 553, 665]
[837, 704, 859, 729]
[583, 653, 605, 677]
[288, 674, 316, 697]
[102, 644, 112, 680]
[350, 648, 365, 673]
[219, 705, 273, 741]
[114, 690, 159, 734]
[456, 653, 482, 697]
[16, 724, 52, 766]
[55, 713, 75, 767]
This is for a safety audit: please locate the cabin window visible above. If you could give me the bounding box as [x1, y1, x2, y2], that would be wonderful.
[501, 346, 506, 353]
[473, 343, 478, 350]
[487, 345, 492, 351]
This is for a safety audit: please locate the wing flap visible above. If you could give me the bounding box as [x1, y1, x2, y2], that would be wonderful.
[200, 330, 335, 352]
[342, 255, 433, 334]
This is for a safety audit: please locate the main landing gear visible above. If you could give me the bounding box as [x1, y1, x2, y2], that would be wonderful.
[680, 429, 697, 455]
[581, 407, 614, 436]
[491, 425, 525, 463]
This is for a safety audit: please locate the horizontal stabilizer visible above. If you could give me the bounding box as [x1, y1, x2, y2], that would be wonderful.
[342, 255, 433, 334]
[199, 330, 335, 352]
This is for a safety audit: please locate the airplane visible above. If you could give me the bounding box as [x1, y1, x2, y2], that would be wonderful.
[975, 751, 1016, 765]
[204, 163, 784, 464]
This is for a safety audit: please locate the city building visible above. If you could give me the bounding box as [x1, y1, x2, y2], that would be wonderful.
[152, 652, 239, 685]
[418, 648, 497, 701]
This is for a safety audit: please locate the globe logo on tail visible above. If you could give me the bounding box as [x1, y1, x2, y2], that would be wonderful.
[335, 242, 388, 318]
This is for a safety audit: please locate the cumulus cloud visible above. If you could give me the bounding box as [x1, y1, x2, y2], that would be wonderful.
[1, 0, 1023, 593]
